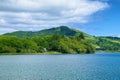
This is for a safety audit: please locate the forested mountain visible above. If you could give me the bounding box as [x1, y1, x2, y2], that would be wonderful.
[0, 35, 95, 54]
[2, 26, 120, 53]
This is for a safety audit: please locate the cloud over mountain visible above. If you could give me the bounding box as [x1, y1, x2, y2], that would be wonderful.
[0, 0, 109, 34]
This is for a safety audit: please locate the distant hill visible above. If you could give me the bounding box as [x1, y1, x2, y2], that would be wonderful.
[88, 36, 120, 51]
[3, 26, 120, 52]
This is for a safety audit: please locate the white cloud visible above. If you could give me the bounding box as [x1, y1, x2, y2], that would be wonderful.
[0, 0, 109, 34]
[0, 19, 6, 24]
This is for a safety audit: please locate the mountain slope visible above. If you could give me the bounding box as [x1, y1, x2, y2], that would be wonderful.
[87, 36, 120, 51]
[0, 35, 95, 54]
[3, 26, 120, 52]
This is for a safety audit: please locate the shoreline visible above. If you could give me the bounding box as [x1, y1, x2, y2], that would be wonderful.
[0, 51, 120, 55]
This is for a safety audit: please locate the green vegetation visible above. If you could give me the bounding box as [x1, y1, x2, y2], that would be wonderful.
[0, 34, 95, 54]
[87, 37, 120, 51]
[0, 36, 38, 54]
[2, 26, 120, 54]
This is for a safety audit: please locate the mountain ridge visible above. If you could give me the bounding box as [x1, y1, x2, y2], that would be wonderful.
[3, 26, 88, 38]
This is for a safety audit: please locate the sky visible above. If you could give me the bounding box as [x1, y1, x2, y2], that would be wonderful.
[0, 0, 119, 36]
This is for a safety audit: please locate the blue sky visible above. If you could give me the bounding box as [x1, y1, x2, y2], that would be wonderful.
[82, 0, 120, 36]
[0, 0, 119, 36]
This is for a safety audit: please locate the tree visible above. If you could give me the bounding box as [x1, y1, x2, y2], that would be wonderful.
[77, 33, 85, 40]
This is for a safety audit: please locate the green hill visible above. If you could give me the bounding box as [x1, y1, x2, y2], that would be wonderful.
[3, 26, 120, 52]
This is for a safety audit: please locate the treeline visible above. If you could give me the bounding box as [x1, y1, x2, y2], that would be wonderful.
[0, 35, 95, 54]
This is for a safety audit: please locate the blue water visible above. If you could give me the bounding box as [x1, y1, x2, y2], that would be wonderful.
[0, 52, 120, 80]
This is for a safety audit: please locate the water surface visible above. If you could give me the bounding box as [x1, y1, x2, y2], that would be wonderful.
[0, 52, 120, 80]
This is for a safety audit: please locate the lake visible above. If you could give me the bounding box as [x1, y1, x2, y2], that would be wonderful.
[0, 52, 120, 80]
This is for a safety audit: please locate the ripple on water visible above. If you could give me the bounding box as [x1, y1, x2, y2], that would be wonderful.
[0, 53, 120, 80]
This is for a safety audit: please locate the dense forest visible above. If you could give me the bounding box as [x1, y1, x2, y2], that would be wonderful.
[0, 34, 95, 54]
[1, 26, 120, 54]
